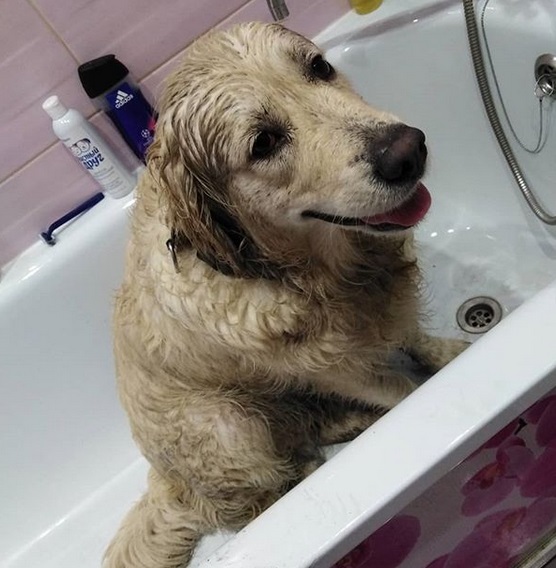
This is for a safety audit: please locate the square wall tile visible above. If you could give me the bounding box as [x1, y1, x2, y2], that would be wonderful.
[33, 0, 250, 81]
[0, 0, 94, 182]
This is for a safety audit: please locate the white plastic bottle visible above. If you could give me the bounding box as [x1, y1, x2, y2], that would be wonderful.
[42, 95, 136, 199]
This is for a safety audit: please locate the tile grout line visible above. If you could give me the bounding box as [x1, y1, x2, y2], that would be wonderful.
[0, 139, 59, 188]
[137, 0, 255, 83]
[0, 3, 86, 187]
[0, 110, 104, 188]
[27, 0, 82, 64]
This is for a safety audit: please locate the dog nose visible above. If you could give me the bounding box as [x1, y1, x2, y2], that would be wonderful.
[373, 125, 427, 183]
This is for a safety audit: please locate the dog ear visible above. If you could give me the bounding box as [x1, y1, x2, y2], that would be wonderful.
[147, 122, 282, 280]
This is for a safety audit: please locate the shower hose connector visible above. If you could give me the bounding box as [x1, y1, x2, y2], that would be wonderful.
[462, 0, 556, 225]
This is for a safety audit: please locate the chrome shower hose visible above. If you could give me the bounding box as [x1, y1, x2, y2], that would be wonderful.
[462, 0, 556, 225]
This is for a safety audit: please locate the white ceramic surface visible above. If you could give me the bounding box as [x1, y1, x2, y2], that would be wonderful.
[1, 1, 556, 567]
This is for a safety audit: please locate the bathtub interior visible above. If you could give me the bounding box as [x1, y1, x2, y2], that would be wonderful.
[1, 1, 556, 568]
[0, 196, 143, 568]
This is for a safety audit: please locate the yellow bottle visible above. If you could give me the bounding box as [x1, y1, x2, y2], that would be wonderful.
[350, 0, 383, 15]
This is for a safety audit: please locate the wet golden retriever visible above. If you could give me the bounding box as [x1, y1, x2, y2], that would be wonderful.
[106, 22, 466, 568]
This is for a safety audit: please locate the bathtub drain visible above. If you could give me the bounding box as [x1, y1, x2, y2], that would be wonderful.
[456, 297, 503, 334]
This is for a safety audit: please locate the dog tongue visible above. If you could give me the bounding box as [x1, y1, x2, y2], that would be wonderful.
[362, 183, 432, 227]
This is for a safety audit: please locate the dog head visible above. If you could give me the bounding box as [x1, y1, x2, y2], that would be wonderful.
[149, 22, 430, 278]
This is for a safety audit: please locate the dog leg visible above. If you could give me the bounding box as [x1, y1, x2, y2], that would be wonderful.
[318, 406, 383, 445]
[404, 327, 469, 373]
[305, 370, 416, 416]
[104, 469, 207, 568]
[106, 398, 304, 568]
[304, 393, 383, 445]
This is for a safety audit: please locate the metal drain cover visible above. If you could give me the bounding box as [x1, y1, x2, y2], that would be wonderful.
[456, 296, 503, 334]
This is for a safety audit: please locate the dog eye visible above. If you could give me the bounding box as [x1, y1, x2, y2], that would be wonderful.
[251, 131, 281, 159]
[310, 55, 335, 80]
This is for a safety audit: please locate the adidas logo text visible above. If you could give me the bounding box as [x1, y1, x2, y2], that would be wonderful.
[115, 90, 134, 108]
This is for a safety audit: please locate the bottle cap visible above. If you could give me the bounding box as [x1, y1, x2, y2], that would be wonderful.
[42, 95, 68, 120]
[78, 55, 129, 99]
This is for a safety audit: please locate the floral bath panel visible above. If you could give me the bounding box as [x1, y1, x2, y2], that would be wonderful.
[335, 390, 556, 568]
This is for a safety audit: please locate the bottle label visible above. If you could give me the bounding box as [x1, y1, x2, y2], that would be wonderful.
[105, 81, 156, 161]
[70, 138, 106, 170]
[61, 129, 133, 197]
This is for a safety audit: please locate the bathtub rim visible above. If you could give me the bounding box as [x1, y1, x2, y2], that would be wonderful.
[195, 273, 556, 568]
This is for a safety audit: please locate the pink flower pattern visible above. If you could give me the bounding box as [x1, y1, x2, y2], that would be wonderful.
[333, 515, 420, 568]
[337, 389, 556, 568]
[519, 439, 556, 498]
[437, 499, 556, 568]
[460, 436, 534, 516]
[533, 398, 556, 447]
[523, 395, 556, 426]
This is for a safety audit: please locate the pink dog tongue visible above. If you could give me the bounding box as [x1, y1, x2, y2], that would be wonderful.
[363, 183, 432, 227]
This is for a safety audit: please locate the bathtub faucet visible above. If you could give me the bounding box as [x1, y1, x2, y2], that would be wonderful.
[266, 0, 289, 21]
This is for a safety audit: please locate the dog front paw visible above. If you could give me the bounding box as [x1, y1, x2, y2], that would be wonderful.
[406, 334, 470, 374]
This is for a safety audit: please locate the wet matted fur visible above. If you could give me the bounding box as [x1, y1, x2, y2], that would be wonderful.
[106, 22, 467, 568]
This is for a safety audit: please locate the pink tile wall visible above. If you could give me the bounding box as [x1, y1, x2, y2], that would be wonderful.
[0, 0, 93, 180]
[0, 0, 349, 269]
[33, 0, 248, 80]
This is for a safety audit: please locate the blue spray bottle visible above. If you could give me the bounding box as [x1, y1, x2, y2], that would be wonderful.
[78, 55, 156, 163]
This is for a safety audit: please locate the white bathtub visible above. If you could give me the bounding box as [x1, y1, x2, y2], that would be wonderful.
[2, 1, 556, 567]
